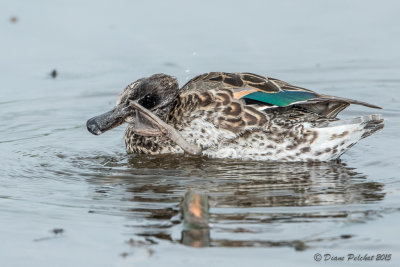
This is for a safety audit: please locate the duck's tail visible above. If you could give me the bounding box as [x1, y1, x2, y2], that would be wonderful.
[323, 114, 384, 139]
[308, 114, 384, 161]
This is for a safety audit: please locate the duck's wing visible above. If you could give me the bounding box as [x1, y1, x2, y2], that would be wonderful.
[181, 72, 381, 118]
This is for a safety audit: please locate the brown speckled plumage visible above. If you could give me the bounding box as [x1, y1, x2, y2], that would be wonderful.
[87, 72, 384, 161]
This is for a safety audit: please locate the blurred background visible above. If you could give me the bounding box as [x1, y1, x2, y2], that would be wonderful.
[1, 0, 399, 266]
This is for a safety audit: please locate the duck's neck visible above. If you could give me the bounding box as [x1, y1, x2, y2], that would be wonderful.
[124, 125, 182, 155]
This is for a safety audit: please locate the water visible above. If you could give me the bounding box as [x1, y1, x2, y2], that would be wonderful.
[1, 0, 400, 266]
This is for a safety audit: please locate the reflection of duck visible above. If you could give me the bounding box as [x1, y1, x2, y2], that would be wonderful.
[123, 157, 385, 207]
[87, 73, 384, 161]
[85, 157, 385, 248]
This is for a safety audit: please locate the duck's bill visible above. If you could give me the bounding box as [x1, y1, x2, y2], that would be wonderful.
[87, 105, 131, 135]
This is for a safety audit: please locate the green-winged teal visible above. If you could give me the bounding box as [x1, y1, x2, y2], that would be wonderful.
[87, 72, 384, 161]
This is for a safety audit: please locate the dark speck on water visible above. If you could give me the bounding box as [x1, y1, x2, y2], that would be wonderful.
[1, 0, 400, 266]
[10, 16, 18, 23]
[52, 228, 64, 235]
[33, 228, 65, 242]
[51, 69, 57, 78]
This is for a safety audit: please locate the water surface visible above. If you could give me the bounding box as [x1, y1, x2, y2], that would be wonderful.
[1, 0, 400, 266]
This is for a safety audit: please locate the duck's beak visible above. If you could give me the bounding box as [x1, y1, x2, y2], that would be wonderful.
[87, 105, 132, 135]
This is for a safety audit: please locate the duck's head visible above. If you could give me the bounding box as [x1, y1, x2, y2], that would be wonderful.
[87, 73, 179, 135]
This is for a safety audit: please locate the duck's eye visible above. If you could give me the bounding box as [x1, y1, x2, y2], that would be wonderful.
[138, 93, 159, 109]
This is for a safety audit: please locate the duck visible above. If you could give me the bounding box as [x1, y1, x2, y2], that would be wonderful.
[87, 72, 384, 161]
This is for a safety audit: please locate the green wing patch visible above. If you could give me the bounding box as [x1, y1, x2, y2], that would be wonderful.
[241, 90, 316, 107]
